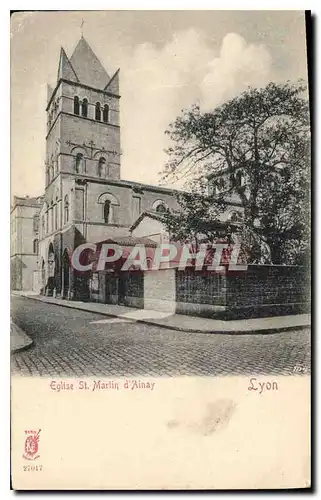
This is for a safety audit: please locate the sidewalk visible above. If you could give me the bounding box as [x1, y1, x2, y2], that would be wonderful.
[11, 321, 33, 353]
[12, 291, 311, 335]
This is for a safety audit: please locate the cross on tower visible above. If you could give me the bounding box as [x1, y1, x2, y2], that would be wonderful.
[87, 140, 96, 158]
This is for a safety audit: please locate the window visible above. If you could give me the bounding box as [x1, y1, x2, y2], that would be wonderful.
[235, 170, 245, 188]
[33, 239, 39, 254]
[50, 202, 54, 232]
[211, 177, 226, 196]
[48, 111, 53, 128]
[81, 98, 88, 117]
[54, 155, 58, 175]
[98, 192, 120, 225]
[229, 211, 242, 223]
[98, 157, 106, 177]
[74, 96, 80, 115]
[132, 196, 141, 220]
[75, 153, 83, 173]
[53, 204, 57, 230]
[152, 200, 168, 213]
[50, 155, 55, 176]
[55, 196, 59, 229]
[103, 104, 109, 123]
[41, 216, 45, 237]
[45, 208, 48, 234]
[104, 200, 111, 223]
[95, 102, 101, 121]
[156, 203, 167, 213]
[48, 164, 54, 183]
[33, 215, 39, 232]
[64, 195, 69, 224]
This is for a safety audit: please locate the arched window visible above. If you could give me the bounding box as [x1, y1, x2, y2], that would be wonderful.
[74, 96, 80, 115]
[235, 170, 245, 188]
[41, 215, 45, 237]
[75, 153, 83, 173]
[54, 155, 58, 175]
[50, 201, 54, 232]
[64, 195, 69, 224]
[152, 199, 168, 213]
[33, 239, 39, 254]
[211, 177, 226, 196]
[53, 204, 57, 230]
[98, 192, 120, 225]
[98, 157, 106, 177]
[44, 203, 48, 234]
[156, 203, 167, 213]
[48, 164, 54, 183]
[104, 200, 111, 223]
[81, 98, 88, 117]
[103, 104, 109, 123]
[33, 215, 39, 232]
[48, 111, 53, 128]
[95, 102, 101, 121]
[229, 211, 242, 223]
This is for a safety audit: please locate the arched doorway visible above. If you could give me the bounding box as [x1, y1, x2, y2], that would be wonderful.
[62, 249, 70, 298]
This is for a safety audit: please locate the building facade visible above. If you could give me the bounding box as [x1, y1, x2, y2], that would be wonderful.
[10, 196, 43, 290]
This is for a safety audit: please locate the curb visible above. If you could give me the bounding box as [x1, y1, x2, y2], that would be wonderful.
[11, 339, 34, 354]
[14, 294, 311, 336]
[10, 324, 34, 354]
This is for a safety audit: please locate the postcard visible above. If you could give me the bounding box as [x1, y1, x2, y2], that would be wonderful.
[10, 10, 311, 490]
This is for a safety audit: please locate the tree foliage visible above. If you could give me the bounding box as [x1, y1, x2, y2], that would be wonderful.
[161, 81, 310, 264]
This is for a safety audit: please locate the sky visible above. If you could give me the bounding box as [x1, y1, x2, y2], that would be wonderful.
[11, 10, 308, 197]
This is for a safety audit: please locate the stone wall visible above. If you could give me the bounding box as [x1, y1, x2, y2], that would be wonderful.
[225, 265, 310, 319]
[175, 265, 310, 319]
[175, 269, 226, 317]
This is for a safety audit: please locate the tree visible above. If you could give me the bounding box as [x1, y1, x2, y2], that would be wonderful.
[161, 81, 310, 265]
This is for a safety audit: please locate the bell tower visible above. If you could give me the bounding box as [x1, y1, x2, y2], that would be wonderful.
[45, 36, 121, 187]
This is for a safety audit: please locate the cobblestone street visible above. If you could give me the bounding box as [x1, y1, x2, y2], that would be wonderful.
[11, 296, 311, 377]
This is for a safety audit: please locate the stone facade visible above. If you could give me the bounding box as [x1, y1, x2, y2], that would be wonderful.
[10, 196, 43, 290]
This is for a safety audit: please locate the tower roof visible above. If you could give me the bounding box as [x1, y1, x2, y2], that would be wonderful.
[57, 47, 79, 83]
[69, 36, 110, 90]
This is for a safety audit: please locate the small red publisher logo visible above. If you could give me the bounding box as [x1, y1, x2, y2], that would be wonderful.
[23, 429, 41, 460]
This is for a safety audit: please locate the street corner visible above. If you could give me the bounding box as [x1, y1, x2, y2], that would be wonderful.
[10, 321, 34, 353]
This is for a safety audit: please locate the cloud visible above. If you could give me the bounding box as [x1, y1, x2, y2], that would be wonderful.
[120, 31, 272, 187]
[200, 33, 272, 110]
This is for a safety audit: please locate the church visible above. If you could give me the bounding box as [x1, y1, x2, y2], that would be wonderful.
[32, 36, 181, 301]
[13, 36, 305, 319]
